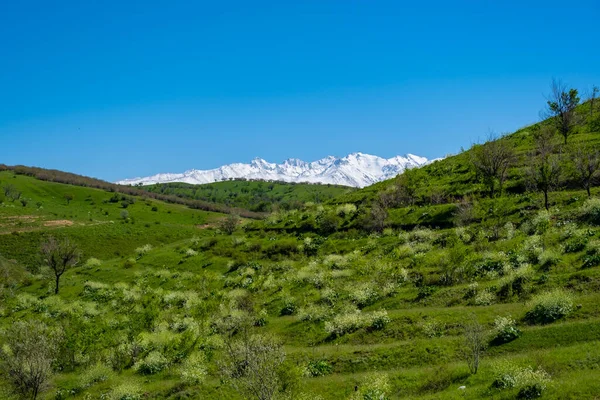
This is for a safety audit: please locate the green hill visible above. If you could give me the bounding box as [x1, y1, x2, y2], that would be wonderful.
[142, 180, 355, 213]
[0, 93, 600, 399]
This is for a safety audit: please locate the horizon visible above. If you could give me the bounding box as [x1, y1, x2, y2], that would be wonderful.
[1, 1, 599, 181]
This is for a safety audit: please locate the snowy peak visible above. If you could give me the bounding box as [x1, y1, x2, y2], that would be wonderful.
[116, 153, 431, 188]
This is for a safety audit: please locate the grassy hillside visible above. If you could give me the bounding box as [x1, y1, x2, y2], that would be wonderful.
[1, 95, 600, 400]
[143, 180, 354, 213]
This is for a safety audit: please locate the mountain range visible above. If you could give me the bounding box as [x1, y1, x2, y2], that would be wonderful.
[116, 152, 432, 188]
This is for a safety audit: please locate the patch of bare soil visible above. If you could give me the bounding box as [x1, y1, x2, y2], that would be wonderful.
[43, 220, 74, 227]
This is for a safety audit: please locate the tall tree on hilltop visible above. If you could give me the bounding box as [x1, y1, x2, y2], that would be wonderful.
[545, 79, 580, 145]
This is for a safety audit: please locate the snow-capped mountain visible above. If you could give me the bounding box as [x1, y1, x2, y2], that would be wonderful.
[116, 153, 431, 188]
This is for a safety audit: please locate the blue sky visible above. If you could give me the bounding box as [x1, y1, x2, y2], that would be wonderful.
[1, 1, 599, 181]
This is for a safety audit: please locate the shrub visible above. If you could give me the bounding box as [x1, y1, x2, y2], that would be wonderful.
[134, 350, 169, 375]
[579, 197, 600, 225]
[280, 297, 297, 316]
[538, 250, 560, 270]
[120, 210, 129, 219]
[491, 316, 521, 344]
[135, 244, 152, 258]
[474, 289, 496, 306]
[350, 372, 390, 400]
[492, 361, 550, 398]
[525, 289, 573, 324]
[109, 381, 143, 400]
[179, 352, 207, 384]
[562, 235, 587, 253]
[368, 310, 391, 330]
[305, 360, 333, 377]
[324, 310, 364, 337]
[78, 363, 113, 389]
[123, 258, 137, 269]
[422, 319, 445, 338]
[348, 282, 380, 307]
[84, 257, 102, 268]
[530, 210, 551, 234]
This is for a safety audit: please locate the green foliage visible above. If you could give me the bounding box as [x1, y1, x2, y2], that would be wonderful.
[525, 289, 574, 324]
[305, 360, 333, 377]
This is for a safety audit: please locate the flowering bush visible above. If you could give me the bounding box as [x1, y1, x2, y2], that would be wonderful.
[135, 244, 152, 258]
[324, 309, 390, 336]
[134, 350, 169, 375]
[78, 363, 113, 389]
[579, 197, 600, 225]
[108, 381, 143, 400]
[492, 361, 550, 399]
[179, 352, 207, 384]
[84, 257, 102, 268]
[525, 289, 573, 324]
[474, 289, 496, 306]
[350, 372, 391, 400]
[491, 316, 520, 344]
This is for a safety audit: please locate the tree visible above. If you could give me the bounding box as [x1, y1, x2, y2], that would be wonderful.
[589, 85, 598, 119]
[527, 128, 563, 210]
[3, 183, 21, 202]
[64, 193, 74, 205]
[219, 213, 240, 235]
[462, 316, 486, 375]
[220, 333, 288, 400]
[0, 320, 60, 400]
[470, 134, 517, 198]
[569, 143, 600, 197]
[545, 79, 580, 145]
[40, 236, 81, 294]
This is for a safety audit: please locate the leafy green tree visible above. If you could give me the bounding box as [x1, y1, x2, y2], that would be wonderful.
[220, 333, 291, 400]
[64, 193, 74, 205]
[0, 321, 60, 400]
[40, 236, 81, 294]
[545, 79, 580, 144]
[220, 213, 240, 234]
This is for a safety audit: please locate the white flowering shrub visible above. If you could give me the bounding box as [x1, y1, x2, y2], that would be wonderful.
[530, 210, 551, 234]
[78, 363, 113, 389]
[474, 289, 496, 306]
[348, 282, 380, 307]
[108, 381, 143, 400]
[336, 203, 357, 217]
[179, 352, 207, 384]
[492, 361, 551, 398]
[185, 248, 197, 257]
[84, 257, 102, 268]
[525, 289, 573, 324]
[324, 309, 389, 336]
[350, 372, 391, 400]
[297, 304, 331, 322]
[422, 319, 445, 338]
[492, 316, 520, 344]
[580, 197, 600, 225]
[135, 244, 153, 258]
[134, 350, 169, 375]
[410, 227, 436, 243]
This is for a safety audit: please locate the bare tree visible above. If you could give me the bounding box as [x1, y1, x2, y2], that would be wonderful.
[569, 143, 600, 197]
[527, 128, 563, 210]
[462, 316, 486, 375]
[0, 321, 60, 400]
[544, 79, 580, 145]
[220, 333, 287, 400]
[470, 134, 517, 198]
[40, 236, 81, 294]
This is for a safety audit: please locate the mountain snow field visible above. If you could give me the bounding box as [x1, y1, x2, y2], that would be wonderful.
[117, 152, 432, 188]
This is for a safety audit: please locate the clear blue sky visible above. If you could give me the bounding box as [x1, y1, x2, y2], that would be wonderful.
[1, 1, 599, 181]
